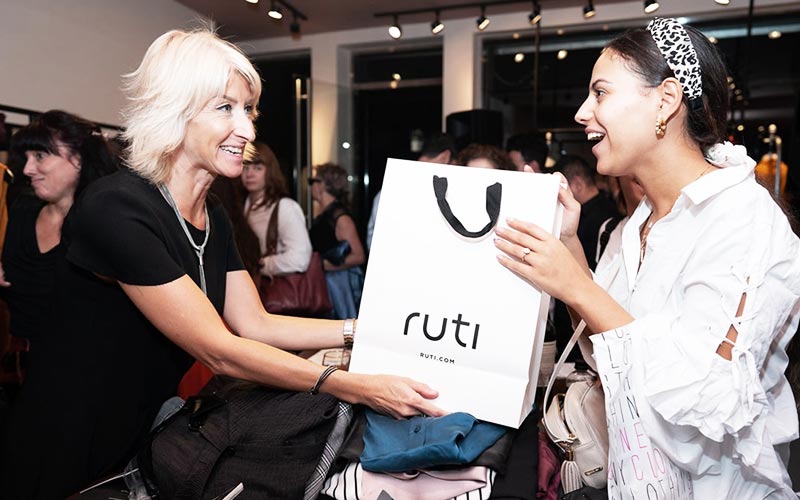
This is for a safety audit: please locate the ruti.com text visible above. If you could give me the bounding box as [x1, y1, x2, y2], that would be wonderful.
[419, 352, 455, 364]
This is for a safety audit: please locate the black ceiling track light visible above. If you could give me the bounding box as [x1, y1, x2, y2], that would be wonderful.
[389, 14, 403, 39]
[583, 0, 596, 19]
[529, 0, 542, 25]
[376, 0, 555, 39]
[244, 0, 308, 35]
[476, 5, 491, 30]
[431, 10, 445, 35]
[644, 0, 660, 14]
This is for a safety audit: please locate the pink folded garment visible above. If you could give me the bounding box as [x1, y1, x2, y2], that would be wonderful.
[361, 466, 489, 500]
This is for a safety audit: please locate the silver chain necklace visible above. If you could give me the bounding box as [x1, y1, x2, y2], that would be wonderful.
[158, 183, 210, 295]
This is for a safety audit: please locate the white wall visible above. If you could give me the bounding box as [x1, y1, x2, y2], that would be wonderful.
[0, 0, 202, 126]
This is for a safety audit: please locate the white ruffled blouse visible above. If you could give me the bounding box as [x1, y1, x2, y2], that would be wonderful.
[590, 143, 800, 498]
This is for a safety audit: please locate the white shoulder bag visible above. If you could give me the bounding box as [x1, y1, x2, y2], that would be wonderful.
[542, 320, 609, 494]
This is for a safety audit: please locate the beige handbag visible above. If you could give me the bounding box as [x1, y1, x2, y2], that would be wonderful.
[542, 321, 609, 494]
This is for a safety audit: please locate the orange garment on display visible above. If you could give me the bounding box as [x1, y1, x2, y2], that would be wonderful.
[755, 153, 789, 195]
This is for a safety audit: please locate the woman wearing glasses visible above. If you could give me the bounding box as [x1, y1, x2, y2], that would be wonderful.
[308, 163, 366, 319]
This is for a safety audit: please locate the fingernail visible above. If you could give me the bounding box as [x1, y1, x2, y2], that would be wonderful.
[560, 180, 569, 189]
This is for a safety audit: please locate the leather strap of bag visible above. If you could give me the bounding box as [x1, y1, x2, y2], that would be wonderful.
[265, 199, 281, 257]
[542, 319, 587, 426]
[542, 262, 621, 440]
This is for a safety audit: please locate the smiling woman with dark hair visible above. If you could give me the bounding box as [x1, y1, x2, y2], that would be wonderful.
[496, 18, 799, 498]
[0, 110, 118, 346]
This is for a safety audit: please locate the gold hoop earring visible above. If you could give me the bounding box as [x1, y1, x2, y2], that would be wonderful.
[655, 115, 666, 138]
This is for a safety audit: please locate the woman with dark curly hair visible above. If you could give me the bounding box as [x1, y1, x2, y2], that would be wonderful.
[308, 163, 365, 319]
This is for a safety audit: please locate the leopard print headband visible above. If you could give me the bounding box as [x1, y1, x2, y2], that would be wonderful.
[647, 18, 703, 107]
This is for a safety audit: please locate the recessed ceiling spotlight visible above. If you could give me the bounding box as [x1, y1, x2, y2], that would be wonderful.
[557, 49, 568, 60]
[514, 52, 525, 63]
[245, 0, 258, 4]
[392, 73, 402, 81]
[644, 0, 660, 14]
[715, 0, 730, 5]
[707, 35, 718, 44]
[768, 30, 782, 39]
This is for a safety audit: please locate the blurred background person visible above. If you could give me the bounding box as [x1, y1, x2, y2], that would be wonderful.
[366, 132, 455, 249]
[210, 176, 261, 284]
[456, 143, 516, 171]
[241, 142, 311, 282]
[505, 133, 549, 173]
[1, 110, 118, 355]
[551, 154, 621, 364]
[555, 154, 620, 271]
[309, 163, 365, 319]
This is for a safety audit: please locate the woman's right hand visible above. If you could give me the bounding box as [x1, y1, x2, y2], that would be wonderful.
[339, 372, 446, 419]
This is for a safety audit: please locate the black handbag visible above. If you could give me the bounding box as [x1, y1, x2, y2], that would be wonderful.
[137, 376, 339, 499]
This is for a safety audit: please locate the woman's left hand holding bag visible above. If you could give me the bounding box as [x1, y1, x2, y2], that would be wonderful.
[494, 219, 591, 303]
[494, 174, 591, 302]
[494, 174, 632, 334]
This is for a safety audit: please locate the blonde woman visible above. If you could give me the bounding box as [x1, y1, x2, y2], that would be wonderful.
[0, 28, 442, 498]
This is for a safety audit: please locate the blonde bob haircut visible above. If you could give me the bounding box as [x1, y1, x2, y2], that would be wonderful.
[121, 28, 262, 184]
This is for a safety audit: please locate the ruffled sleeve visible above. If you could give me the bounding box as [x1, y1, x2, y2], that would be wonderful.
[591, 190, 800, 489]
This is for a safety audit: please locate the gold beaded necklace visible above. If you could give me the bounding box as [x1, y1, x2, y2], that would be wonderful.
[639, 214, 654, 268]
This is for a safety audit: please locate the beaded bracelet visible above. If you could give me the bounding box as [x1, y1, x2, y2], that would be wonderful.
[310, 365, 338, 395]
[343, 318, 355, 349]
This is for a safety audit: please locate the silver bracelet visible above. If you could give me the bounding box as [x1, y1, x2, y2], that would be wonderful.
[343, 318, 355, 349]
[310, 365, 338, 395]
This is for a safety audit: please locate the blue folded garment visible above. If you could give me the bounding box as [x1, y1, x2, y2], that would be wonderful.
[360, 410, 508, 472]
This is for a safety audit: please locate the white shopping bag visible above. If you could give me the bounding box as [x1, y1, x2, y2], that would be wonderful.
[350, 159, 562, 427]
